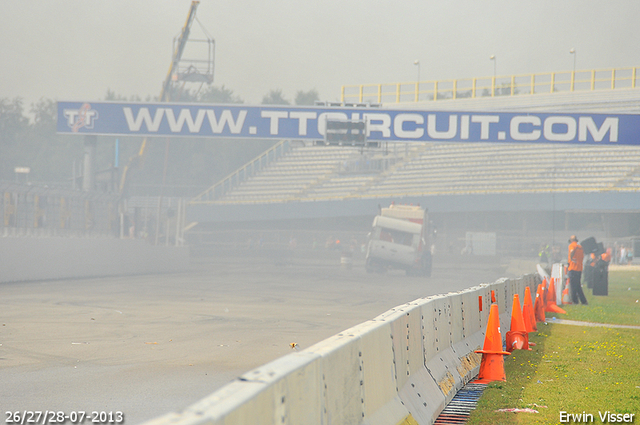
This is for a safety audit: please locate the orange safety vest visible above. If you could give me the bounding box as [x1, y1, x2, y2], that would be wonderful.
[568, 241, 584, 271]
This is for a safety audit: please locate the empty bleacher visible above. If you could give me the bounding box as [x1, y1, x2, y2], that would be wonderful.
[198, 88, 640, 205]
[364, 143, 640, 197]
[219, 145, 364, 203]
[210, 141, 640, 204]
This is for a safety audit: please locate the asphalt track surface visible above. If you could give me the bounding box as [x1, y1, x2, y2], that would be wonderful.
[0, 253, 518, 424]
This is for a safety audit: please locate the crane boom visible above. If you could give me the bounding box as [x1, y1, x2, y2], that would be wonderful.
[119, 1, 200, 195]
[161, 1, 200, 102]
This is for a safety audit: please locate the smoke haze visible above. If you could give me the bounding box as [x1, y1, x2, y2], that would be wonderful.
[1, 1, 639, 107]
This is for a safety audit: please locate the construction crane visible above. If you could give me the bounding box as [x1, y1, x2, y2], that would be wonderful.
[119, 0, 213, 195]
[161, 0, 205, 101]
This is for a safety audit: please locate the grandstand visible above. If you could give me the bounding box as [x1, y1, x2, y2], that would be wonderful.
[188, 71, 640, 254]
[191, 86, 640, 205]
[199, 142, 640, 204]
[219, 144, 367, 203]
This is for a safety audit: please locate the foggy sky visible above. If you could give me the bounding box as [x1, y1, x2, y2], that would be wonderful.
[1, 1, 639, 108]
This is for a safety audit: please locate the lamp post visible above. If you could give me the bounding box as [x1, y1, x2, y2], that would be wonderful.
[569, 48, 576, 91]
[489, 55, 496, 96]
[414, 60, 420, 101]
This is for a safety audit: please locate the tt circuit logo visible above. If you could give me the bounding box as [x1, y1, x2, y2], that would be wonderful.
[63, 103, 99, 132]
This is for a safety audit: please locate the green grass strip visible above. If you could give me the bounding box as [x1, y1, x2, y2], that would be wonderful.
[551, 269, 640, 326]
[468, 269, 640, 424]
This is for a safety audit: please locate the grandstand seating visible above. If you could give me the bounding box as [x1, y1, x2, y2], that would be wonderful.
[212, 141, 640, 203]
[205, 88, 640, 204]
[220, 145, 364, 203]
[365, 143, 640, 197]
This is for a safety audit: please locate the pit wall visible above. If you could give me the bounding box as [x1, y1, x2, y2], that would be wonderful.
[0, 237, 189, 283]
[145, 273, 540, 425]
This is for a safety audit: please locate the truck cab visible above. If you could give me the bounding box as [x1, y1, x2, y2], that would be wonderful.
[365, 204, 432, 276]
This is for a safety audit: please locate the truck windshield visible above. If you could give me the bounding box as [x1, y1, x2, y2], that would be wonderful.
[378, 227, 415, 246]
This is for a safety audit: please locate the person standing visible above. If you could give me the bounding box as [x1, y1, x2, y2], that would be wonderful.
[568, 235, 588, 305]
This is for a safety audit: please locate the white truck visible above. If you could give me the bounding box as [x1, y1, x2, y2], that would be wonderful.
[365, 204, 433, 276]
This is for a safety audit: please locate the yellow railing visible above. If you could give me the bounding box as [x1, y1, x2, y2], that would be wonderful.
[341, 66, 639, 104]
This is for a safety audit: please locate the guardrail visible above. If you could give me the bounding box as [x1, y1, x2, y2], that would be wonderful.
[144, 273, 539, 425]
[341, 66, 640, 104]
[190, 140, 291, 204]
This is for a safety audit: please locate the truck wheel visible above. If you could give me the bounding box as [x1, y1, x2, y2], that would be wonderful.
[367, 258, 386, 274]
[365, 258, 375, 273]
[422, 252, 432, 277]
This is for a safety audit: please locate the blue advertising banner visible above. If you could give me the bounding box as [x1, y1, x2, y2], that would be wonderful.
[57, 101, 639, 145]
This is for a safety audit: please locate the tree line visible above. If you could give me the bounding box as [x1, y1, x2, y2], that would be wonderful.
[0, 86, 319, 197]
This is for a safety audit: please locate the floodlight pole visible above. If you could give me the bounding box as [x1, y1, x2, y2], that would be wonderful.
[570, 48, 577, 91]
[490, 55, 496, 96]
[414, 60, 420, 101]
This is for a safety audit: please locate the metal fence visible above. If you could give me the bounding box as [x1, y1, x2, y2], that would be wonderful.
[341, 66, 640, 104]
[1, 182, 119, 237]
[126, 195, 188, 245]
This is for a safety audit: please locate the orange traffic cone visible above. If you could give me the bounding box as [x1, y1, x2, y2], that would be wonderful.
[542, 282, 551, 309]
[562, 278, 572, 305]
[546, 302, 567, 314]
[474, 304, 511, 383]
[491, 290, 496, 304]
[523, 286, 537, 332]
[534, 284, 546, 322]
[540, 277, 550, 306]
[506, 294, 530, 352]
[545, 277, 567, 314]
[548, 278, 556, 303]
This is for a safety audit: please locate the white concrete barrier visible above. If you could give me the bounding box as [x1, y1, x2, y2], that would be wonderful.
[489, 278, 511, 336]
[452, 289, 484, 383]
[143, 274, 540, 425]
[357, 321, 405, 425]
[423, 295, 461, 404]
[0, 237, 189, 283]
